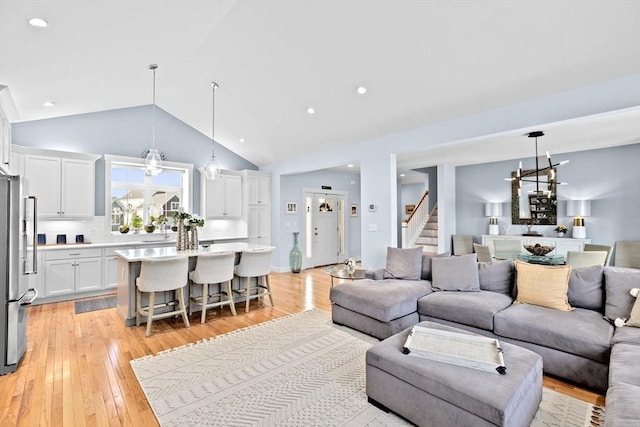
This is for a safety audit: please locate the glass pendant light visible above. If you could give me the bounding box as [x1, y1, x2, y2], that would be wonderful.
[144, 64, 163, 176]
[205, 81, 220, 180]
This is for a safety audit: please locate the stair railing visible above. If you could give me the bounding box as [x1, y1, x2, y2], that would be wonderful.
[401, 190, 429, 248]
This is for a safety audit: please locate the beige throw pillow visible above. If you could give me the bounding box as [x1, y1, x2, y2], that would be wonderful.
[627, 296, 640, 327]
[514, 261, 573, 311]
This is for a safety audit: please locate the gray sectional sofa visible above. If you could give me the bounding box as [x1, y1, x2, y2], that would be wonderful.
[329, 248, 640, 426]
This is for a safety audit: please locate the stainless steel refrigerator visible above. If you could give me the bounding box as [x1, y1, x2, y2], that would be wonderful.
[0, 173, 37, 375]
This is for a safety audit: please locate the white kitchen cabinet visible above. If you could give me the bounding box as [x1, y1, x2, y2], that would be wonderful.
[247, 172, 270, 205]
[0, 111, 10, 173]
[202, 172, 242, 218]
[44, 248, 103, 297]
[248, 205, 271, 245]
[103, 249, 119, 290]
[24, 153, 97, 218]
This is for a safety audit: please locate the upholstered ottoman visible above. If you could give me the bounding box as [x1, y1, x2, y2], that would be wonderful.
[330, 279, 432, 339]
[366, 321, 543, 427]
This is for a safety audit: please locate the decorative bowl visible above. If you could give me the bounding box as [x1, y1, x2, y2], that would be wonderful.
[523, 244, 555, 256]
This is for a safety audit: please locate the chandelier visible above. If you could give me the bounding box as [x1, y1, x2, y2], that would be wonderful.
[204, 81, 220, 180]
[143, 64, 163, 176]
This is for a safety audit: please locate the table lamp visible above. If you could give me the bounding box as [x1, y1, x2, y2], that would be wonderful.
[567, 200, 591, 239]
[485, 202, 503, 235]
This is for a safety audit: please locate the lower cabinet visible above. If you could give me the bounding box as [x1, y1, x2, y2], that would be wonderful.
[44, 248, 103, 297]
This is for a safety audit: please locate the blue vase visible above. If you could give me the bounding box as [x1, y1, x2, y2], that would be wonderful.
[290, 232, 302, 273]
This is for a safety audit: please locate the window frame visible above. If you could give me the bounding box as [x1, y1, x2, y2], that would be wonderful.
[104, 154, 193, 235]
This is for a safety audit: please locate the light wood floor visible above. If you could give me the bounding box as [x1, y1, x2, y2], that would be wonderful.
[0, 267, 605, 426]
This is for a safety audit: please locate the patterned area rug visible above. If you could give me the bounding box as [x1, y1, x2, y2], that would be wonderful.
[131, 309, 605, 426]
[74, 296, 117, 314]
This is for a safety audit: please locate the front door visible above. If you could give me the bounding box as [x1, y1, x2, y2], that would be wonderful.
[312, 194, 338, 267]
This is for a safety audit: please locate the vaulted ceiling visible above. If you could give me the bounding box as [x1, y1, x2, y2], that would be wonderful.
[1, 1, 639, 169]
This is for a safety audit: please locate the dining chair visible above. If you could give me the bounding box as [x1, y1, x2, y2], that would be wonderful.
[233, 249, 274, 312]
[583, 243, 613, 266]
[452, 235, 473, 255]
[614, 241, 640, 269]
[493, 239, 523, 255]
[136, 255, 190, 337]
[189, 252, 237, 323]
[566, 251, 608, 269]
[473, 243, 493, 263]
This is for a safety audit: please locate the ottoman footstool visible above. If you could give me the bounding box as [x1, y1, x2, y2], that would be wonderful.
[330, 279, 432, 340]
[366, 321, 543, 427]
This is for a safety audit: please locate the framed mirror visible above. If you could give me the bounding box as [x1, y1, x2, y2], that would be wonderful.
[511, 168, 557, 225]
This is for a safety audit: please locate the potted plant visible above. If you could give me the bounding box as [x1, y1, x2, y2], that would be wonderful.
[131, 214, 143, 233]
[118, 224, 130, 234]
[144, 215, 157, 233]
[554, 224, 568, 237]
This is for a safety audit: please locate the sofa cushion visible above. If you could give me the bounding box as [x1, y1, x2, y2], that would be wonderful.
[567, 265, 604, 311]
[417, 290, 513, 331]
[604, 382, 640, 427]
[431, 254, 480, 292]
[494, 304, 613, 363]
[609, 343, 640, 387]
[604, 267, 640, 322]
[383, 246, 423, 280]
[420, 252, 451, 281]
[329, 279, 432, 322]
[514, 261, 573, 311]
[478, 259, 514, 295]
[612, 325, 640, 346]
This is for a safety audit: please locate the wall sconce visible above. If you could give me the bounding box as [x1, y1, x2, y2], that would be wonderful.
[567, 200, 591, 239]
[485, 202, 503, 235]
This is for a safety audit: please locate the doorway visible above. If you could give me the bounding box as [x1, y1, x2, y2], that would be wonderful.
[304, 191, 347, 268]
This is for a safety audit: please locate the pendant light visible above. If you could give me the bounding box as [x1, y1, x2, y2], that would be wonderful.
[205, 81, 220, 180]
[144, 64, 163, 176]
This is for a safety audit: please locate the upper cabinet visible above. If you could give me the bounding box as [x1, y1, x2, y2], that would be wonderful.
[20, 148, 99, 218]
[0, 86, 17, 174]
[246, 172, 270, 205]
[201, 171, 243, 219]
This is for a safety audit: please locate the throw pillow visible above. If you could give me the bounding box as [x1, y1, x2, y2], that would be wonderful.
[604, 267, 640, 322]
[514, 261, 573, 311]
[431, 254, 480, 291]
[567, 265, 604, 311]
[382, 246, 423, 280]
[478, 259, 514, 295]
[627, 289, 640, 327]
[420, 251, 451, 281]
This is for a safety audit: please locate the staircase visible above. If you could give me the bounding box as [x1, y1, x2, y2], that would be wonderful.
[414, 205, 438, 254]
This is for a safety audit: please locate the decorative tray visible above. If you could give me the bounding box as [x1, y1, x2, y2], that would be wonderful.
[402, 326, 506, 375]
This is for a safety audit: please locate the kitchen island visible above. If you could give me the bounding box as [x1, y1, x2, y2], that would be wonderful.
[115, 242, 274, 326]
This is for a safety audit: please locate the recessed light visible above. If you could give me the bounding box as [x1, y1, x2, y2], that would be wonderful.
[28, 18, 48, 27]
[399, 173, 405, 177]
[347, 164, 354, 168]
[356, 86, 367, 95]
[307, 107, 316, 115]
[43, 101, 55, 107]
[239, 138, 245, 143]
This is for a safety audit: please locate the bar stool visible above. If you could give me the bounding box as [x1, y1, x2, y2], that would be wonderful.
[233, 249, 274, 312]
[136, 255, 190, 337]
[189, 252, 236, 323]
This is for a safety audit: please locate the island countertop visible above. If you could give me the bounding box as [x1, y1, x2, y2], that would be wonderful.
[114, 242, 274, 262]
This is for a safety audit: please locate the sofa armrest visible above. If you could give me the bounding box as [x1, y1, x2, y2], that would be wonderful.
[365, 268, 385, 280]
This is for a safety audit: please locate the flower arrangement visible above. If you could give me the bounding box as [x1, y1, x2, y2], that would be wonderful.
[344, 258, 356, 274]
[554, 225, 568, 233]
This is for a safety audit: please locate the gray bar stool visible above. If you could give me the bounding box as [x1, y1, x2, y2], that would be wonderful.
[233, 249, 274, 312]
[136, 256, 190, 337]
[189, 251, 237, 323]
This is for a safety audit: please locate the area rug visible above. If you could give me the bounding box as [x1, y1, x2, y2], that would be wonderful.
[74, 296, 117, 314]
[131, 309, 605, 426]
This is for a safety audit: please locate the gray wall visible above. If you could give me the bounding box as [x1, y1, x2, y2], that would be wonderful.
[279, 169, 361, 268]
[11, 105, 257, 214]
[456, 143, 640, 255]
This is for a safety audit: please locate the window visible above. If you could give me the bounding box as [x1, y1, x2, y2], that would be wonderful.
[105, 155, 193, 233]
